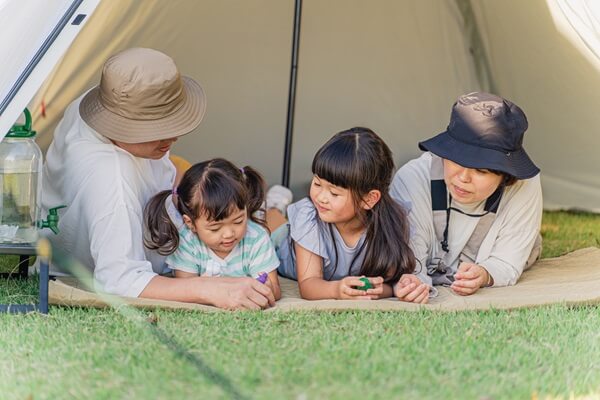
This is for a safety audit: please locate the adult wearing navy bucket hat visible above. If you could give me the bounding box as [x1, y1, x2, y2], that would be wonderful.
[390, 92, 542, 298]
[42, 48, 276, 309]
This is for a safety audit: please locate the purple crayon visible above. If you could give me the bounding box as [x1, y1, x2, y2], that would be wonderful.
[256, 272, 268, 284]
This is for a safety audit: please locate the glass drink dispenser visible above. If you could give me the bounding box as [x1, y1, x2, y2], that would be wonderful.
[0, 109, 62, 244]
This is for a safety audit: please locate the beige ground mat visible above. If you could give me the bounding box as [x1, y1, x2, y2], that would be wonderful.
[49, 247, 600, 312]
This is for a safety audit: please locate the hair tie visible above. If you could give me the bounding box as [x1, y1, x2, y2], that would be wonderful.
[240, 167, 245, 175]
[172, 187, 178, 196]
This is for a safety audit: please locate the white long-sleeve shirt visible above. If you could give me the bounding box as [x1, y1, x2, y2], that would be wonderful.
[42, 95, 176, 297]
[390, 152, 542, 287]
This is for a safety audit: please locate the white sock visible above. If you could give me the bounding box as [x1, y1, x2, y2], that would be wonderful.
[266, 184, 293, 216]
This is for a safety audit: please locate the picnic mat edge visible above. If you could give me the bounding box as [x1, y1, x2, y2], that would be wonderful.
[48, 247, 600, 312]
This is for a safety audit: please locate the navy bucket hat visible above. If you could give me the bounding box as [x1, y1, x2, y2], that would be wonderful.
[419, 92, 540, 179]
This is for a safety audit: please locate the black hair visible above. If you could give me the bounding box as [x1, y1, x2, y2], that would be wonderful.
[488, 169, 518, 186]
[311, 127, 415, 283]
[144, 158, 266, 256]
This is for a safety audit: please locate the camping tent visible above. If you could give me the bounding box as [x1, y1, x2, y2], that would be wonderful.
[6, 0, 600, 212]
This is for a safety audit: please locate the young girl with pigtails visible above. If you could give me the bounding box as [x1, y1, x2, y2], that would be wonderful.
[144, 158, 281, 302]
[275, 127, 429, 303]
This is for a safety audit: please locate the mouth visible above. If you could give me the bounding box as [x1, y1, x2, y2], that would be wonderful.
[451, 184, 471, 197]
[158, 145, 171, 153]
[315, 204, 329, 213]
[221, 240, 237, 248]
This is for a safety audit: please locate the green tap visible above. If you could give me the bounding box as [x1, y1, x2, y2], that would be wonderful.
[39, 206, 67, 234]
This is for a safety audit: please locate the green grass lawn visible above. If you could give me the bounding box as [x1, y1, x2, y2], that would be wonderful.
[1, 210, 600, 400]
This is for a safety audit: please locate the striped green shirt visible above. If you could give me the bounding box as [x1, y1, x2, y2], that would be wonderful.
[166, 220, 279, 277]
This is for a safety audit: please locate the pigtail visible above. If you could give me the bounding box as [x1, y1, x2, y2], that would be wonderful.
[240, 165, 268, 230]
[359, 195, 415, 283]
[144, 189, 180, 256]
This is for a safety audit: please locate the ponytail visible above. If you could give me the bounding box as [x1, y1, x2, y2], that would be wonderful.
[240, 165, 268, 230]
[144, 189, 180, 256]
[359, 195, 415, 283]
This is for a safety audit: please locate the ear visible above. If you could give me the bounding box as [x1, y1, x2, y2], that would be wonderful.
[182, 214, 196, 232]
[361, 189, 381, 210]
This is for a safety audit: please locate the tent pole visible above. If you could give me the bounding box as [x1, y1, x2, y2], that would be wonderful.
[281, 0, 302, 187]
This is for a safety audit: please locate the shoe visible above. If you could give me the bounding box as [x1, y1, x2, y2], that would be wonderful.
[266, 184, 293, 216]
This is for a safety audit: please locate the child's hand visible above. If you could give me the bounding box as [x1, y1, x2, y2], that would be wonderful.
[264, 276, 274, 291]
[394, 274, 430, 304]
[255, 271, 281, 301]
[337, 276, 378, 300]
[360, 276, 385, 299]
[451, 262, 491, 296]
[265, 272, 282, 301]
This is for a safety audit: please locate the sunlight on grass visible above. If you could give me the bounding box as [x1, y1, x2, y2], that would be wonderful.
[541, 211, 600, 258]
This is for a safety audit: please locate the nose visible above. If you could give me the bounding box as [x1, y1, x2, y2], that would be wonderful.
[315, 188, 328, 204]
[457, 167, 472, 183]
[222, 227, 235, 239]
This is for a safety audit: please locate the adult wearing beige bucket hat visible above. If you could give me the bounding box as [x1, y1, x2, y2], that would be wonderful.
[78, 47, 206, 144]
[42, 48, 275, 309]
[390, 92, 543, 298]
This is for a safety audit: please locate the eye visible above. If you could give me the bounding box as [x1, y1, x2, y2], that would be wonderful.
[330, 191, 339, 197]
[234, 219, 245, 225]
[475, 169, 489, 174]
[313, 180, 321, 187]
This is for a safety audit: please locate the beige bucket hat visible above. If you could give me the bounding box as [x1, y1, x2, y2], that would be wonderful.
[79, 47, 206, 143]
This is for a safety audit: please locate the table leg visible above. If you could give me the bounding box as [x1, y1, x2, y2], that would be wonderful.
[18, 255, 29, 278]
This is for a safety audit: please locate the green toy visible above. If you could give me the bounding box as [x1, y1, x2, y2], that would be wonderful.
[356, 277, 372, 291]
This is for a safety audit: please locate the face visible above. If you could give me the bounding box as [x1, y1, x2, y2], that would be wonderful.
[309, 176, 358, 225]
[443, 159, 503, 205]
[184, 207, 248, 259]
[112, 137, 178, 159]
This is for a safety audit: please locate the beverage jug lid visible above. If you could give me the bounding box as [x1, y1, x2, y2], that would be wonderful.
[5, 108, 36, 138]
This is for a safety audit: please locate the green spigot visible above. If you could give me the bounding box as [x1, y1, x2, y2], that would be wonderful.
[7, 108, 36, 138]
[39, 205, 67, 234]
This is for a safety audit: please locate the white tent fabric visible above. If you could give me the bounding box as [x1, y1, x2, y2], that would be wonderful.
[470, 0, 600, 212]
[25, 0, 600, 212]
[552, 0, 600, 63]
[0, 1, 71, 108]
[0, 0, 99, 138]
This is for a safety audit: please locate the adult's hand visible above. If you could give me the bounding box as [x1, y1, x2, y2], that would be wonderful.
[394, 274, 430, 304]
[451, 262, 491, 296]
[209, 277, 276, 310]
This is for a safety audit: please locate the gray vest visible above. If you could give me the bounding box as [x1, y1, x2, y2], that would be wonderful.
[428, 156, 541, 285]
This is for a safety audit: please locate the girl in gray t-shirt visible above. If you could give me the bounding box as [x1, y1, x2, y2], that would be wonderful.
[275, 127, 429, 302]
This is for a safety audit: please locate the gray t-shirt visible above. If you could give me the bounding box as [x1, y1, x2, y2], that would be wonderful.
[275, 198, 367, 281]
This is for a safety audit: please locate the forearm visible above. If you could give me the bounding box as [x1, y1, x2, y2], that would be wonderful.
[480, 178, 543, 287]
[139, 275, 222, 305]
[298, 277, 340, 300]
